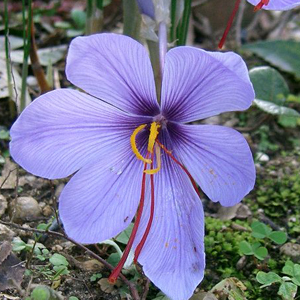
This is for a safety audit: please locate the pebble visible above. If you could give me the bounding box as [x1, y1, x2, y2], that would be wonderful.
[10, 196, 41, 223]
[0, 195, 8, 217]
[42, 205, 53, 217]
[0, 224, 16, 241]
[280, 243, 300, 263]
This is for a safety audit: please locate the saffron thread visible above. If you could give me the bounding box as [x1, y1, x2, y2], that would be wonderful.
[108, 155, 149, 283]
[156, 139, 202, 199]
[218, 0, 241, 49]
[134, 151, 156, 262]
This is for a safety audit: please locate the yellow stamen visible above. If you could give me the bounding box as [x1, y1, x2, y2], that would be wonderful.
[144, 144, 161, 175]
[130, 124, 152, 164]
[148, 122, 160, 153]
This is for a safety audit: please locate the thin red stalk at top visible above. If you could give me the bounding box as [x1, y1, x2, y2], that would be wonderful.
[156, 140, 202, 199]
[108, 155, 149, 284]
[134, 151, 155, 263]
[218, 0, 241, 49]
[254, 0, 269, 12]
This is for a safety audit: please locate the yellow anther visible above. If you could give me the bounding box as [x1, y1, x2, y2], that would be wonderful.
[130, 124, 152, 164]
[144, 144, 161, 175]
[148, 122, 160, 153]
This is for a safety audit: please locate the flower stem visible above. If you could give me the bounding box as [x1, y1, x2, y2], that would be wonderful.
[123, 0, 141, 41]
[85, 0, 103, 35]
[158, 22, 167, 78]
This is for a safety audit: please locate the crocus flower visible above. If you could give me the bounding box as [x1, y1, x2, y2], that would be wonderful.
[10, 33, 255, 300]
[248, 0, 300, 11]
[219, 0, 300, 48]
[136, 0, 155, 19]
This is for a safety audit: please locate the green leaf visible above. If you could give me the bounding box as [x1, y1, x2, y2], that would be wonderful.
[268, 231, 287, 244]
[107, 253, 120, 267]
[152, 292, 170, 300]
[0, 129, 10, 140]
[256, 271, 282, 288]
[49, 253, 68, 266]
[254, 100, 300, 117]
[115, 223, 134, 244]
[278, 115, 300, 128]
[31, 286, 51, 300]
[90, 273, 102, 282]
[282, 261, 300, 286]
[53, 266, 69, 279]
[278, 282, 297, 299]
[249, 67, 289, 105]
[12, 240, 26, 252]
[71, 9, 86, 29]
[69, 297, 79, 300]
[239, 241, 253, 255]
[251, 221, 272, 239]
[243, 40, 300, 80]
[253, 246, 268, 261]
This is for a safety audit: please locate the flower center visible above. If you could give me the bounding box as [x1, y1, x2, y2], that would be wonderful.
[130, 121, 162, 175]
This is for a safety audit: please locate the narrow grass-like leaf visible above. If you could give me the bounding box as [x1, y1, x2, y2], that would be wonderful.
[20, 0, 32, 112]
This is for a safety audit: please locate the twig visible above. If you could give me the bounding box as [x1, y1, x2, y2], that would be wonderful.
[0, 220, 140, 300]
[29, 7, 51, 94]
[0, 167, 17, 189]
[141, 278, 150, 300]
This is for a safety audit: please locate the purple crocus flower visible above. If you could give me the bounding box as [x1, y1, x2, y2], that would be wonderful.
[136, 0, 155, 19]
[219, 0, 300, 48]
[248, 0, 300, 11]
[10, 33, 255, 300]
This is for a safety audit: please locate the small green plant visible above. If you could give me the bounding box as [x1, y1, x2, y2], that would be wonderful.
[25, 285, 62, 300]
[90, 272, 102, 282]
[49, 253, 70, 280]
[239, 221, 287, 260]
[12, 237, 69, 280]
[256, 261, 300, 300]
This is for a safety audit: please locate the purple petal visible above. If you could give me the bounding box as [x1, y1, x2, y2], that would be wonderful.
[136, 0, 155, 19]
[170, 123, 255, 206]
[161, 47, 255, 123]
[247, 0, 300, 10]
[66, 33, 160, 116]
[10, 89, 151, 179]
[134, 132, 205, 300]
[59, 147, 146, 243]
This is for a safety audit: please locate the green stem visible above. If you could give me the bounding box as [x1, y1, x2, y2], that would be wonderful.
[4, 0, 16, 118]
[123, 0, 141, 41]
[20, 0, 32, 112]
[147, 40, 161, 102]
[85, 0, 103, 35]
[177, 0, 192, 46]
[170, 0, 177, 42]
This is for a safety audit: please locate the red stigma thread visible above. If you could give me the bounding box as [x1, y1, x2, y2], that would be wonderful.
[156, 140, 202, 199]
[108, 157, 148, 284]
[254, 0, 269, 12]
[134, 152, 155, 263]
[218, 0, 241, 49]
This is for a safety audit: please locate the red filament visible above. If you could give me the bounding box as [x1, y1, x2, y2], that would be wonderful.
[218, 0, 241, 49]
[254, 0, 269, 11]
[134, 152, 155, 263]
[156, 140, 202, 199]
[108, 157, 148, 284]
